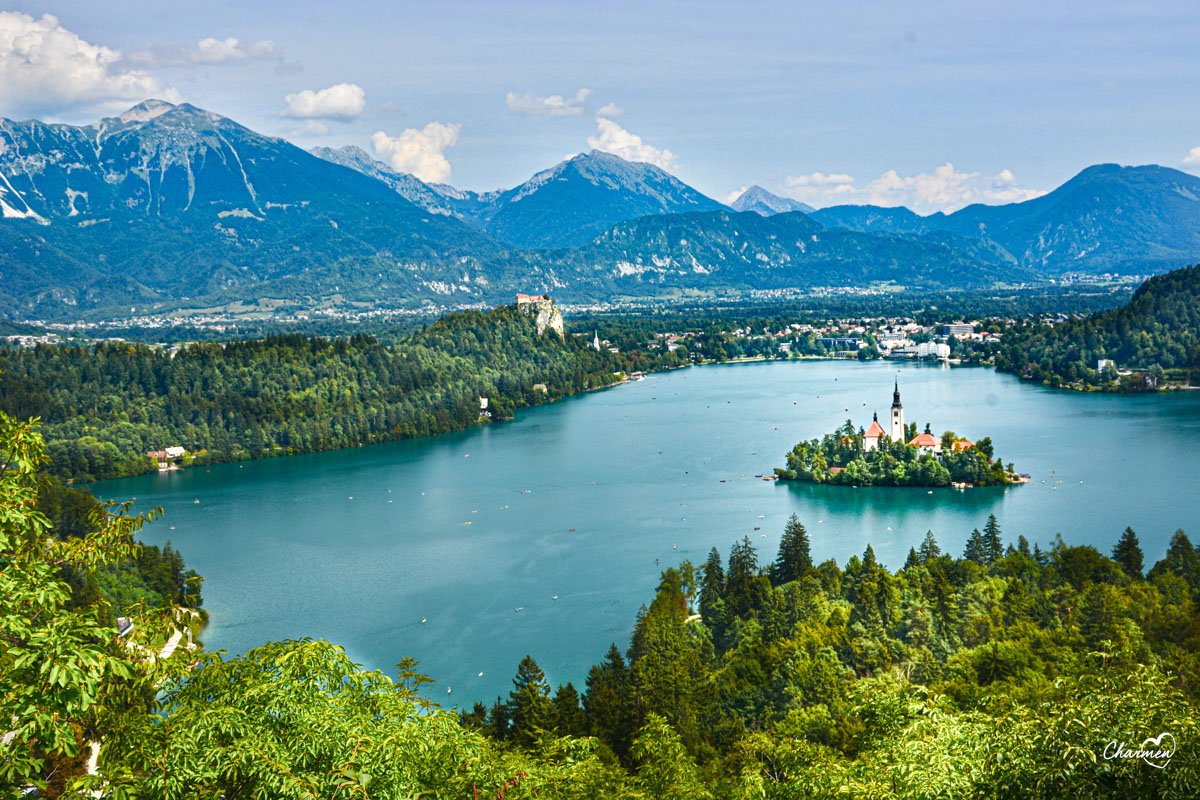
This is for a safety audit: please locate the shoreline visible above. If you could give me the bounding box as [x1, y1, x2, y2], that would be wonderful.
[76, 352, 1182, 487]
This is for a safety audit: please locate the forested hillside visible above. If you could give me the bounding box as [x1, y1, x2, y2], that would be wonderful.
[995, 264, 1200, 389]
[0, 303, 682, 482]
[6, 413, 1199, 797]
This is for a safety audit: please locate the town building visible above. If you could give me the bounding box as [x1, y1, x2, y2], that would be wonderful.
[944, 323, 974, 336]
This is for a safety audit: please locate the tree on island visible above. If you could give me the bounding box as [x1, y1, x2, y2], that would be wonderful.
[1112, 527, 1145, 579]
[771, 514, 813, 584]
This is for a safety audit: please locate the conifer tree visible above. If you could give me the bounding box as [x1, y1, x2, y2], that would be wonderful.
[1148, 529, 1200, 592]
[507, 655, 553, 746]
[904, 547, 920, 569]
[552, 682, 586, 737]
[1112, 527, 1145, 579]
[1017, 535, 1032, 557]
[963, 528, 988, 564]
[584, 643, 633, 757]
[983, 514, 1003, 564]
[699, 547, 724, 622]
[770, 514, 813, 585]
[918, 530, 941, 562]
[485, 695, 510, 740]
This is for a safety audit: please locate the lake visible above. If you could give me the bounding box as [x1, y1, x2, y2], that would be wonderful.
[94, 360, 1200, 705]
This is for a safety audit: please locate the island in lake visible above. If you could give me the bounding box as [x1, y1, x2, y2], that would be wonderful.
[775, 382, 1026, 488]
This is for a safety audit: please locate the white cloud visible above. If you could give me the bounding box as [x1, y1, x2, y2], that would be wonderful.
[372, 122, 461, 183]
[586, 118, 675, 169]
[724, 186, 748, 205]
[782, 163, 1045, 213]
[282, 83, 366, 121]
[596, 102, 626, 118]
[1184, 146, 1200, 172]
[506, 88, 591, 117]
[127, 37, 281, 67]
[786, 172, 855, 187]
[0, 11, 179, 117]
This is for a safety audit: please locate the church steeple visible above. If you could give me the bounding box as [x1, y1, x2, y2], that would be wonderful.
[889, 381, 905, 440]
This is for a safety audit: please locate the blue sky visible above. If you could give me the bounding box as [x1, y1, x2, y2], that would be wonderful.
[2, 0, 1197, 211]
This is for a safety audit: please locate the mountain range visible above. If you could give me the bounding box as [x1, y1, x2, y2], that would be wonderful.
[1, 100, 1198, 321]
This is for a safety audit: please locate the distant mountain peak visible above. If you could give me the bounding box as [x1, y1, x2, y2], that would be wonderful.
[731, 185, 815, 216]
[117, 99, 177, 124]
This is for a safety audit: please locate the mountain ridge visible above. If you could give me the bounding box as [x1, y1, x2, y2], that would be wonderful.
[3, 101, 1199, 320]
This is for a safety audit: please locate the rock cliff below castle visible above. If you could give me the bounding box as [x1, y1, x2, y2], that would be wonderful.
[515, 294, 565, 338]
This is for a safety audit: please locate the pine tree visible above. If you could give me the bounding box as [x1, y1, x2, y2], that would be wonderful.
[1017, 535, 1032, 557]
[485, 695, 510, 740]
[507, 655, 553, 746]
[918, 530, 941, 562]
[1148, 529, 1200, 592]
[770, 514, 813, 585]
[584, 643, 633, 757]
[963, 528, 988, 564]
[698, 547, 724, 622]
[726, 536, 762, 615]
[1112, 527, 1145, 579]
[983, 515, 1003, 564]
[552, 682, 586, 737]
[904, 547, 920, 569]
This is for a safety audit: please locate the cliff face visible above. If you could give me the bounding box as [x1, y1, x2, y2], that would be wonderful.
[516, 296, 565, 338]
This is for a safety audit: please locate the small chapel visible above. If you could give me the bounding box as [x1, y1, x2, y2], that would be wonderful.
[862, 382, 953, 454]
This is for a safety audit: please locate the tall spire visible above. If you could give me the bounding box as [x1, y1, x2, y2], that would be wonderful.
[892, 380, 901, 407]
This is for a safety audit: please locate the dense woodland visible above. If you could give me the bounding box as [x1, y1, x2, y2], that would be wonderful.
[0, 304, 685, 482]
[775, 419, 1012, 487]
[994, 264, 1200, 390]
[462, 512, 1200, 796]
[5, 407, 1199, 797]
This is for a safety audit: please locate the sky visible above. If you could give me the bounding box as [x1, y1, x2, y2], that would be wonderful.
[1, 0, 1198, 213]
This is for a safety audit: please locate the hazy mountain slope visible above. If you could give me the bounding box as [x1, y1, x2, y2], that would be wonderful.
[810, 165, 1200, 274]
[308, 145, 501, 222]
[563, 210, 1022, 291]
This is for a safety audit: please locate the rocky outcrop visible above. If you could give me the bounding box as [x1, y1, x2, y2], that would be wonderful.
[515, 294, 565, 338]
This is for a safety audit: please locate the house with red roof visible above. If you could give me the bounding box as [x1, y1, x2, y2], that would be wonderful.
[908, 432, 941, 453]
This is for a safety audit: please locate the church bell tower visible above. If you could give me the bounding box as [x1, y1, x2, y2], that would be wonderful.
[890, 381, 904, 441]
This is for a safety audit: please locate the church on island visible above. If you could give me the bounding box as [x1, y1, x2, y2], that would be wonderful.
[861, 382, 972, 455]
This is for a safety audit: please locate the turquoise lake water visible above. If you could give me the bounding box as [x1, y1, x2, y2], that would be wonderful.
[94, 360, 1200, 705]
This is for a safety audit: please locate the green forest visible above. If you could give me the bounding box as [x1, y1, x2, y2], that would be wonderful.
[775, 419, 1014, 487]
[0, 303, 686, 482]
[4, 412, 1198, 798]
[994, 264, 1200, 390]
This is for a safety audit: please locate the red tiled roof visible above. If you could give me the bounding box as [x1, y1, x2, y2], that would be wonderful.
[908, 432, 939, 448]
[952, 439, 975, 451]
[864, 419, 886, 438]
